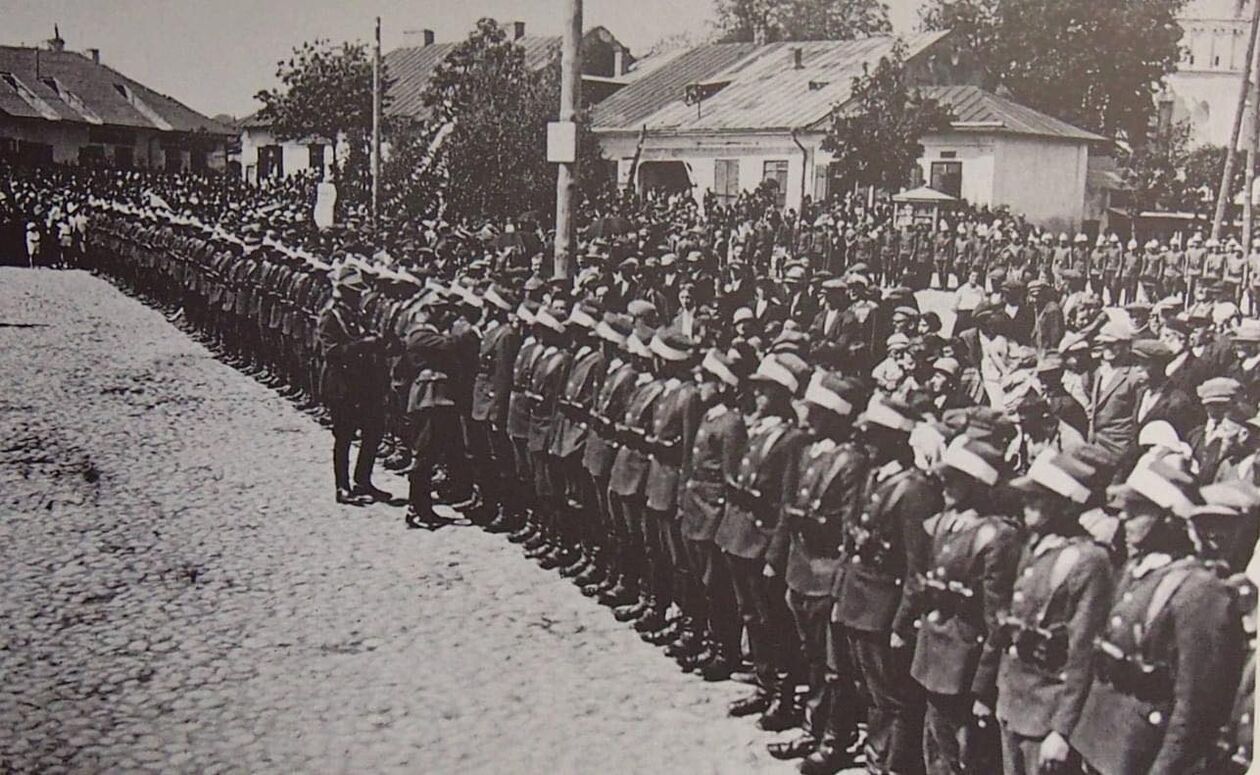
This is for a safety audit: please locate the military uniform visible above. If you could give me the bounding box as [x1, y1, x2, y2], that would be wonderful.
[470, 315, 523, 518]
[317, 297, 389, 494]
[643, 376, 701, 619]
[1073, 554, 1243, 774]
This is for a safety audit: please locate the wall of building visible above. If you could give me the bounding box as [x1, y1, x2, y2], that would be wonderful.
[992, 135, 1089, 231]
[236, 127, 332, 182]
[1165, 0, 1253, 147]
[0, 116, 225, 171]
[916, 132, 997, 207]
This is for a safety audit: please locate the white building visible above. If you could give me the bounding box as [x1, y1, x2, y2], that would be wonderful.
[591, 34, 1108, 232]
[0, 37, 230, 171]
[1164, 0, 1255, 147]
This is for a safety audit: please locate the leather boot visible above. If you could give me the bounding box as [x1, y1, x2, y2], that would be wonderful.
[598, 578, 637, 606]
[767, 732, 818, 761]
[522, 530, 549, 551]
[757, 688, 802, 732]
[645, 617, 681, 645]
[507, 516, 538, 543]
[664, 622, 702, 658]
[727, 690, 771, 718]
[485, 505, 518, 534]
[574, 557, 605, 587]
[633, 604, 666, 633]
[678, 641, 716, 673]
[700, 651, 736, 682]
[524, 537, 553, 558]
[797, 743, 856, 775]
[559, 551, 592, 578]
[539, 544, 576, 570]
[612, 596, 649, 622]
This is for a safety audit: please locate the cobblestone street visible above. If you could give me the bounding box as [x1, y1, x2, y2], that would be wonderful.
[0, 268, 810, 774]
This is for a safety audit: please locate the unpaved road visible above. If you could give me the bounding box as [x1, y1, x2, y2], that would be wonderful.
[0, 268, 823, 774]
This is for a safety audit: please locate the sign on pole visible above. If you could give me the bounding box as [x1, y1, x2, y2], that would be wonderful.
[547, 121, 577, 164]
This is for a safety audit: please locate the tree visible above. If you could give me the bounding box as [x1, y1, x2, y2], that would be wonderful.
[821, 43, 954, 192]
[254, 40, 387, 202]
[384, 18, 609, 225]
[1121, 121, 1249, 214]
[919, 0, 1186, 143]
[715, 0, 892, 43]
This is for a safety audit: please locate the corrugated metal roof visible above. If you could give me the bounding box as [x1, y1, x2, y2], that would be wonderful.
[591, 32, 948, 133]
[0, 46, 230, 134]
[385, 36, 561, 120]
[923, 85, 1107, 143]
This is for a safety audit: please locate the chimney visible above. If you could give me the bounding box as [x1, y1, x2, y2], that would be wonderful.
[792, 47, 803, 69]
[613, 46, 625, 76]
[87, 47, 100, 64]
[48, 24, 66, 53]
[423, 29, 435, 46]
[514, 21, 526, 40]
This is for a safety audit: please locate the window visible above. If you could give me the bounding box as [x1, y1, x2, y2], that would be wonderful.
[258, 144, 284, 179]
[714, 158, 740, 205]
[763, 160, 789, 208]
[813, 164, 829, 202]
[939, 151, 957, 159]
[113, 83, 130, 100]
[930, 161, 962, 198]
[308, 143, 325, 175]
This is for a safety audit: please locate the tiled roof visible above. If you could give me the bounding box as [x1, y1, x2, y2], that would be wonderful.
[385, 35, 561, 120]
[591, 32, 948, 133]
[0, 45, 231, 134]
[923, 85, 1108, 143]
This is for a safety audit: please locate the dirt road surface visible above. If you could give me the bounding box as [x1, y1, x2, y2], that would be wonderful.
[1, 268, 866, 773]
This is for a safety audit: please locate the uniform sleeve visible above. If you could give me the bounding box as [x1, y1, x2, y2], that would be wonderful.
[891, 478, 943, 640]
[1150, 573, 1244, 775]
[720, 413, 748, 483]
[1051, 548, 1114, 737]
[970, 524, 1023, 701]
[678, 389, 703, 481]
[766, 432, 807, 572]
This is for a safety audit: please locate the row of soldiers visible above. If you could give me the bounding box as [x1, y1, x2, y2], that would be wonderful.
[75, 195, 1257, 775]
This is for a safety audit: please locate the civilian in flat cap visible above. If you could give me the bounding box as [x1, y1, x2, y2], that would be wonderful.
[1087, 320, 1147, 457]
[317, 263, 393, 506]
[1188, 377, 1246, 481]
[1133, 338, 1202, 438]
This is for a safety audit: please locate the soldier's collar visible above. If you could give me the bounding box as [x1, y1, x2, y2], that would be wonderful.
[1130, 551, 1174, 579]
[1033, 532, 1069, 557]
[665, 377, 683, 391]
[706, 403, 729, 420]
[609, 356, 624, 370]
[635, 372, 654, 386]
[575, 344, 594, 361]
[874, 459, 904, 482]
[523, 335, 536, 346]
[810, 438, 836, 456]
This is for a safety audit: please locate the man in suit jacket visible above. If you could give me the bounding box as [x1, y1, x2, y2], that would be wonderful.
[1132, 339, 1203, 438]
[1086, 321, 1148, 457]
[1186, 377, 1246, 481]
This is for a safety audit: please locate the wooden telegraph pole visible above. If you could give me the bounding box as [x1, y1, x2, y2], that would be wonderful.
[552, 0, 583, 279]
[1246, 37, 1260, 248]
[1213, 0, 1260, 240]
[371, 16, 383, 231]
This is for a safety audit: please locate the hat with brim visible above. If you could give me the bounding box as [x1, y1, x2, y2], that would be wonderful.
[733, 307, 755, 324]
[650, 328, 695, 362]
[932, 357, 961, 378]
[804, 370, 855, 417]
[1011, 449, 1093, 504]
[534, 308, 566, 335]
[596, 312, 632, 346]
[1198, 377, 1243, 404]
[626, 322, 654, 358]
[1194, 481, 1260, 519]
[701, 348, 740, 387]
[936, 436, 1002, 486]
[1131, 339, 1174, 364]
[627, 299, 658, 320]
[751, 354, 805, 394]
[1113, 457, 1200, 518]
[857, 396, 916, 433]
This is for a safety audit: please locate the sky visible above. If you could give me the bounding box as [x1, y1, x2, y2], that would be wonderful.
[2, 0, 925, 120]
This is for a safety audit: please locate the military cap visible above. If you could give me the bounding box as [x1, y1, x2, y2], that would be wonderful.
[1232, 318, 1260, 343]
[784, 265, 808, 283]
[1193, 481, 1260, 519]
[596, 312, 633, 346]
[770, 329, 810, 356]
[568, 300, 601, 329]
[1110, 455, 1201, 518]
[626, 321, 654, 358]
[627, 299, 658, 320]
[751, 353, 808, 395]
[534, 307, 566, 335]
[701, 348, 740, 386]
[1012, 446, 1099, 504]
[733, 307, 755, 324]
[857, 395, 917, 433]
[821, 277, 848, 292]
[937, 436, 1004, 486]
[649, 327, 695, 362]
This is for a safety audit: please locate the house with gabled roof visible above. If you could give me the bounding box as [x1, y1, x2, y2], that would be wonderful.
[0, 32, 232, 171]
[591, 31, 1113, 231]
[234, 22, 631, 182]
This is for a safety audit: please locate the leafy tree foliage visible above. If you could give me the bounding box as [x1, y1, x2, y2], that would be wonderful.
[821, 43, 954, 192]
[1123, 121, 1249, 213]
[716, 0, 892, 43]
[919, 0, 1186, 143]
[383, 18, 609, 226]
[255, 40, 387, 202]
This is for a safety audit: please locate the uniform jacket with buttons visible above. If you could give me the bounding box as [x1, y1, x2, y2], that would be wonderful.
[910, 509, 1021, 699]
[506, 338, 542, 440]
[1073, 555, 1243, 775]
[471, 320, 521, 426]
[608, 375, 667, 498]
[996, 533, 1114, 740]
[644, 379, 702, 513]
[831, 461, 943, 638]
[680, 403, 747, 543]
[402, 323, 477, 414]
[316, 300, 387, 406]
[550, 345, 605, 459]
[713, 414, 807, 566]
[783, 439, 870, 598]
[583, 359, 637, 480]
[527, 345, 572, 454]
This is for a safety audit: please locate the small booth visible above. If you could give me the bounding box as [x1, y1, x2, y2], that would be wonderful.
[892, 186, 959, 231]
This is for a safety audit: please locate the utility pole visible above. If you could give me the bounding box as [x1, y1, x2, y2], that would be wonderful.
[371, 16, 382, 231]
[1246, 40, 1260, 248]
[1213, 0, 1260, 240]
[553, 0, 583, 279]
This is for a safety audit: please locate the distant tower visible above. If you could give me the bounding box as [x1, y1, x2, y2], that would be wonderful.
[48, 24, 65, 52]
